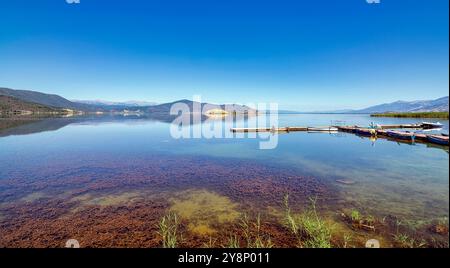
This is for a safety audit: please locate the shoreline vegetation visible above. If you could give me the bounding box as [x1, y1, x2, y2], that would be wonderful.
[371, 112, 449, 119]
[157, 194, 449, 248]
[0, 95, 82, 117]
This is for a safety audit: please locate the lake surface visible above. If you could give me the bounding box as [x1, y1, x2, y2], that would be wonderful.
[0, 114, 448, 247]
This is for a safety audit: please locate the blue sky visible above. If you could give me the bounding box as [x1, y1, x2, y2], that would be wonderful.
[0, 0, 448, 111]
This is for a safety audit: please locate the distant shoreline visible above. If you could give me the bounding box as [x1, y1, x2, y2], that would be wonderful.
[371, 112, 449, 119]
[263, 111, 371, 115]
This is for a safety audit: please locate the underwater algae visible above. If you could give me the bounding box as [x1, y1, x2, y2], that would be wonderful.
[20, 192, 48, 203]
[169, 189, 240, 236]
[71, 191, 143, 207]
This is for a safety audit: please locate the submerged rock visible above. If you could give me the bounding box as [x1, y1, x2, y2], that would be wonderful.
[431, 224, 449, 235]
[336, 179, 356, 185]
[365, 239, 380, 248]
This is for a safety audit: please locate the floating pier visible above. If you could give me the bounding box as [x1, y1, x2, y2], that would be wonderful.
[232, 126, 315, 133]
[231, 126, 341, 133]
[232, 124, 422, 133]
[230, 123, 449, 146]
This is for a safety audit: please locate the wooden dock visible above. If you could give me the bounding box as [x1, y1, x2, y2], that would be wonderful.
[231, 127, 307, 133]
[231, 126, 339, 133]
[231, 124, 424, 133]
[230, 124, 448, 146]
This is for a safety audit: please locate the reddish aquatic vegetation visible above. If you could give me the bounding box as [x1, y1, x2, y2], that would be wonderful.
[0, 154, 334, 206]
[0, 155, 335, 248]
[228, 176, 329, 208]
[0, 199, 168, 248]
[0, 195, 297, 248]
[0, 154, 446, 248]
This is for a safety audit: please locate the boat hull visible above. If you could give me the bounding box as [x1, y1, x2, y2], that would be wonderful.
[422, 122, 444, 129]
[307, 127, 338, 132]
[386, 131, 415, 140]
[355, 129, 376, 136]
[427, 135, 449, 146]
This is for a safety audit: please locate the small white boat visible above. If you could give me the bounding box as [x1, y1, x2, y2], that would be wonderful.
[421, 128, 443, 132]
[307, 127, 338, 132]
[422, 122, 443, 129]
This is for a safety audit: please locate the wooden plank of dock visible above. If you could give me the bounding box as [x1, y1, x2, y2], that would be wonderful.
[231, 127, 308, 133]
[231, 127, 270, 133]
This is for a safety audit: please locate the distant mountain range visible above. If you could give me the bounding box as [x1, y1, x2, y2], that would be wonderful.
[313, 96, 448, 114]
[252, 97, 449, 114]
[72, 99, 158, 107]
[145, 99, 256, 115]
[0, 87, 256, 115]
[0, 87, 93, 111]
[353, 96, 449, 113]
[1, 87, 448, 116]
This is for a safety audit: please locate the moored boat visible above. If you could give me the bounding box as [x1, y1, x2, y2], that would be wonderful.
[376, 129, 388, 136]
[386, 130, 415, 140]
[307, 127, 338, 132]
[422, 122, 443, 129]
[427, 135, 449, 146]
[336, 126, 357, 133]
[413, 133, 428, 141]
[355, 128, 377, 136]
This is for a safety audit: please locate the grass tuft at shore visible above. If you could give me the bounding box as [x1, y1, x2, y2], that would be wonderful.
[158, 212, 180, 248]
[156, 195, 449, 248]
[283, 194, 333, 248]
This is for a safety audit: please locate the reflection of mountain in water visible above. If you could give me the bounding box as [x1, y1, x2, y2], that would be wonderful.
[0, 117, 82, 137]
[0, 113, 253, 138]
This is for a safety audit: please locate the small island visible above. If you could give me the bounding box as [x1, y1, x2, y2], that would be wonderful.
[204, 109, 229, 117]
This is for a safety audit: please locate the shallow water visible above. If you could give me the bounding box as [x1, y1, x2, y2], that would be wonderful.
[0, 114, 448, 247]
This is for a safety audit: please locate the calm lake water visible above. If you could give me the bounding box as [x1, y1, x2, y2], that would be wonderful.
[0, 114, 448, 247]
